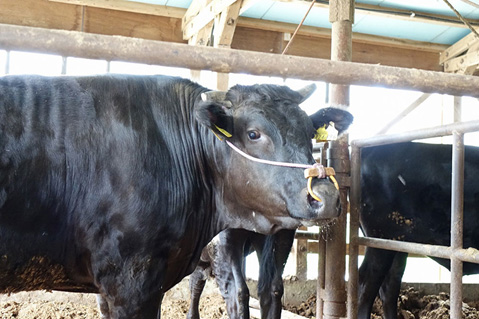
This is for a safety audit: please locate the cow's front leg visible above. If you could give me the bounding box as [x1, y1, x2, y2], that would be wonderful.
[93, 255, 165, 319]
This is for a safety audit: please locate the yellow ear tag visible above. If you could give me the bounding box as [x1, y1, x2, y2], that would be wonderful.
[214, 125, 232, 138]
[314, 125, 328, 142]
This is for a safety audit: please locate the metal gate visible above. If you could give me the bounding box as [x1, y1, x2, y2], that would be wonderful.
[348, 120, 479, 319]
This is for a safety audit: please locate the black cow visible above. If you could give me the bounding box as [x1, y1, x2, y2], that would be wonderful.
[358, 142, 479, 319]
[186, 112, 353, 319]
[0, 74, 351, 319]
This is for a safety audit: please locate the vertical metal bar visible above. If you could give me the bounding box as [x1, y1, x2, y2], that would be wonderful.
[317, 238, 326, 319]
[324, 0, 353, 315]
[61, 56, 67, 75]
[454, 96, 462, 122]
[296, 226, 308, 281]
[450, 131, 464, 319]
[316, 143, 326, 319]
[347, 144, 360, 319]
[5, 50, 10, 75]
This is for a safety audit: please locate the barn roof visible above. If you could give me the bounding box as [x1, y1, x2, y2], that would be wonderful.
[1, 0, 479, 74]
[131, 0, 479, 45]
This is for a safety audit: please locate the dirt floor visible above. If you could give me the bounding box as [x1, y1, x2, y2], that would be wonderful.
[0, 283, 477, 319]
[286, 286, 479, 319]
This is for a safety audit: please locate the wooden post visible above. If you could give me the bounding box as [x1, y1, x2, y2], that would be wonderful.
[295, 226, 308, 281]
[321, 1, 353, 319]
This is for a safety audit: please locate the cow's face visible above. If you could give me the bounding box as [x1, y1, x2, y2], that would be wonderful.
[196, 84, 353, 234]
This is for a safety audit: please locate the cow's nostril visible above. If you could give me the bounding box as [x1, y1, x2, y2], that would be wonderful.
[308, 193, 324, 211]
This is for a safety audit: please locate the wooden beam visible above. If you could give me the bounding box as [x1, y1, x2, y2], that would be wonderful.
[444, 48, 479, 74]
[2, 24, 479, 96]
[182, 0, 238, 40]
[441, 27, 479, 64]
[48, 0, 185, 18]
[213, 0, 242, 48]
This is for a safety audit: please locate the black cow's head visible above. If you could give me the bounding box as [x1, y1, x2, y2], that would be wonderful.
[196, 83, 353, 234]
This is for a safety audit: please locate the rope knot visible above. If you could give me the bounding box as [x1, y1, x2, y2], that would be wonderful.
[304, 163, 335, 179]
[304, 164, 339, 200]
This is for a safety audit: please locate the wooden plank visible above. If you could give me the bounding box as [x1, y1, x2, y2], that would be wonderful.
[83, 6, 185, 42]
[188, 20, 214, 45]
[232, 27, 443, 71]
[213, 0, 242, 48]
[444, 49, 479, 74]
[48, 0, 185, 18]
[1, 0, 82, 31]
[440, 28, 479, 64]
[183, 0, 210, 27]
[182, 0, 238, 40]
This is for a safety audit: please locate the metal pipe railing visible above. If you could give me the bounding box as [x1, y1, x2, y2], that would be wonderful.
[348, 119, 479, 319]
[2, 23, 479, 97]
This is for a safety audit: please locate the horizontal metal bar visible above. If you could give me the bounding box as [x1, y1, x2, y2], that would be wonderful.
[2, 24, 479, 97]
[295, 230, 320, 241]
[356, 237, 479, 264]
[351, 120, 479, 148]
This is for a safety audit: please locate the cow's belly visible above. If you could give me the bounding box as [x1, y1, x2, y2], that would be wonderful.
[0, 225, 97, 294]
[0, 255, 97, 294]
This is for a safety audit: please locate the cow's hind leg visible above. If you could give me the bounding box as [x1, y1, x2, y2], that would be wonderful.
[255, 229, 295, 319]
[379, 252, 408, 319]
[358, 248, 397, 319]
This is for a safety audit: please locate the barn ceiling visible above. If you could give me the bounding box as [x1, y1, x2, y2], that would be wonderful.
[128, 0, 479, 45]
[2, 0, 479, 74]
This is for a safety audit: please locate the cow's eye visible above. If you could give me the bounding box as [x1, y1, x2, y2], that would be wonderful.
[247, 130, 261, 140]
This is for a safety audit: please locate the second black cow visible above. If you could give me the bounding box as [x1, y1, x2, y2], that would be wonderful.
[358, 142, 479, 319]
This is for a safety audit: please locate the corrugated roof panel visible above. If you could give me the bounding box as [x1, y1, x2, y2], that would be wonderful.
[165, 0, 191, 8]
[431, 27, 471, 44]
[261, 2, 331, 29]
[356, 0, 479, 17]
[353, 14, 453, 44]
[240, 0, 275, 19]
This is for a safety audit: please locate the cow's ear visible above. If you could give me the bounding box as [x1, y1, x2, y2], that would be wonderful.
[196, 92, 234, 139]
[310, 106, 354, 134]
